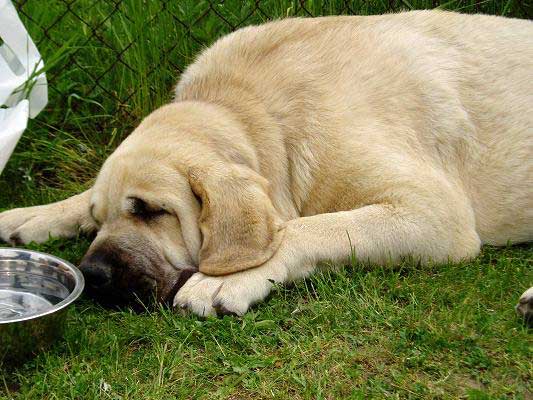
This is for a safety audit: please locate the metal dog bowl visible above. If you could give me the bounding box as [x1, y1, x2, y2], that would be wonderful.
[0, 248, 84, 365]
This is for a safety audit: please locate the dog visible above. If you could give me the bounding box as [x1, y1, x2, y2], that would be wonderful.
[0, 10, 531, 320]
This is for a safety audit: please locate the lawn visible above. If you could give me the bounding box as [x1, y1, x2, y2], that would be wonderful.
[1, 0, 532, 398]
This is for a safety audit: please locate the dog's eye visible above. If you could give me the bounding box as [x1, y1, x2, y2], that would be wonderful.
[129, 197, 168, 220]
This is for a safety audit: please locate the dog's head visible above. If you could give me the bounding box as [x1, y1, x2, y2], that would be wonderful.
[80, 103, 283, 307]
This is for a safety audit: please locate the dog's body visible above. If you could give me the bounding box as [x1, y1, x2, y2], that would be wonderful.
[0, 11, 532, 317]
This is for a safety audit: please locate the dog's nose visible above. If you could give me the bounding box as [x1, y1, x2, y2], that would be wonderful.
[79, 253, 113, 290]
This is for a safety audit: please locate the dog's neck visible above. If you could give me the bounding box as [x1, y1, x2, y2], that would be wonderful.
[175, 99, 297, 220]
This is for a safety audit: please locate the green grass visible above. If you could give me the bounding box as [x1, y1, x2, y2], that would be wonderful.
[1, 1, 532, 398]
[1, 243, 531, 399]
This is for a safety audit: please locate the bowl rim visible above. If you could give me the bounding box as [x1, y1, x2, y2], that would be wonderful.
[0, 247, 85, 324]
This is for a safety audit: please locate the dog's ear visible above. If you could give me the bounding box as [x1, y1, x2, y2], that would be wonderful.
[188, 164, 283, 276]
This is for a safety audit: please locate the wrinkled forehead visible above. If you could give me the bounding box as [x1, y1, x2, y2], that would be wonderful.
[90, 153, 195, 218]
[90, 155, 131, 215]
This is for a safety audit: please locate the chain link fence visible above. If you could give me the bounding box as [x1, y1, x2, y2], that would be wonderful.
[13, 0, 531, 121]
[4, 0, 531, 188]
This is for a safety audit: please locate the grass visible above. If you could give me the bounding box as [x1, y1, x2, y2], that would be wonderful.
[1, 0, 532, 398]
[1, 243, 531, 398]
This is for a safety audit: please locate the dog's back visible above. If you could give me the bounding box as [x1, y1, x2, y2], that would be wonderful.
[176, 11, 533, 245]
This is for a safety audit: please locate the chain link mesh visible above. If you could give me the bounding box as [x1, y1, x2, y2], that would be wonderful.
[8, 0, 532, 175]
[13, 1, 530, 118]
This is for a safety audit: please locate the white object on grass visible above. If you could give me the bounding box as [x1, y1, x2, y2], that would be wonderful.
[0, 0, 48, 174]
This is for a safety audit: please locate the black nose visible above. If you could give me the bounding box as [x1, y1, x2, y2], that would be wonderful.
[78, 246, 152, 309]
[79, 252, 113, 290]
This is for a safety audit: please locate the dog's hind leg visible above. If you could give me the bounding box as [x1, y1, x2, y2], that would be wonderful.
[516, 287, 533, 327]
[0, 189, 95, 245]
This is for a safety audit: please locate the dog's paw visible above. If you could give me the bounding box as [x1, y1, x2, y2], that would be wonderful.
[173, 269, 280, 317]
[0, 204, 80, 245]
[172, 273, 219, 317]
[516, 287, 533, 327]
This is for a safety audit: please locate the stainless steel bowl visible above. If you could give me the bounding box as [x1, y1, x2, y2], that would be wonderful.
[0, 248, 84, 366]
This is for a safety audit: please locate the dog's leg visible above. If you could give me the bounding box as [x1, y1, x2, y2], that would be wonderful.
[175, 202, 481, 316]
[516, 287, 533, 327]
[0, 189, 95, 245]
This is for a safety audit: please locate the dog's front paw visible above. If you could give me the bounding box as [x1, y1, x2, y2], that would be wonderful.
[516, 287, 533, 327]
[173, 269, 278, 317]
[172, 273, 220, 317]
[0, 204, 79, 245]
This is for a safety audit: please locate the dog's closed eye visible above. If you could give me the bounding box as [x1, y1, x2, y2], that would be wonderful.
[128, 197, 169, 220]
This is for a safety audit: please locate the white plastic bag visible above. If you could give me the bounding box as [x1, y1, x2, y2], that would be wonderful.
[0, 0, 48, 174]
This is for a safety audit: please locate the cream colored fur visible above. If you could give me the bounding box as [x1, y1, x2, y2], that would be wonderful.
[0, 11, 531, 317]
